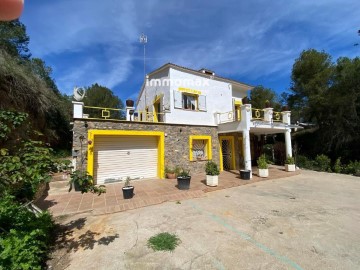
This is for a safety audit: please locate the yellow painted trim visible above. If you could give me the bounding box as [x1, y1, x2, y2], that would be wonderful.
[87, 130, 165, 181]
[218, 136, 236, 171]
[178, 87, 202, 95]
[234, 100, 242, 105]
[189, 135, 212, 161]
[153, 97, 161, 123]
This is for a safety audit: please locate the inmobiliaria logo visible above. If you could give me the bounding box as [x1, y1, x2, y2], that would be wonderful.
[146, 78, 210, 87]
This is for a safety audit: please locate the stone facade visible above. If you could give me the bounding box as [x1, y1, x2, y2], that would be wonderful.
[72, 119, 220, 177]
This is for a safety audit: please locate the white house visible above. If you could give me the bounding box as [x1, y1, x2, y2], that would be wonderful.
[72, 63, 295, 184]
[136, 63, 251, 126]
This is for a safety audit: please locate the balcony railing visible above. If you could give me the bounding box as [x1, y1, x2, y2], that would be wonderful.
[136, 111, 165, 123]
[83, 106, 126, 120]
[82, 106, 165, 123]
[216, 107, 283, 124]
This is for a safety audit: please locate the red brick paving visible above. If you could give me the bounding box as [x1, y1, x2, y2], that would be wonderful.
[36, 166, 299, 216]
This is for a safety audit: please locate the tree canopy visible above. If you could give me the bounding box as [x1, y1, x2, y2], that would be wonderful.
[83, 84, 125, 119]
[286, 49, 360, 160]
[249, 85, 281, 110]
[0, 20, 30, 59]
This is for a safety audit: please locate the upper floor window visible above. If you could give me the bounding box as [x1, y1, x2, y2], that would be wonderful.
[183, 93, 197, 110]
[174, 90, 206, 111]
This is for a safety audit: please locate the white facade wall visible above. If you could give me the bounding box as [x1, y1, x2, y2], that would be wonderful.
[137, 69, 170, 122]
[136, 66, 250, 126]
[165, 68, 233, 126]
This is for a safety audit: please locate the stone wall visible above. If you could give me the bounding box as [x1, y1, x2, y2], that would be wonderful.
[72, 119, 220, 176]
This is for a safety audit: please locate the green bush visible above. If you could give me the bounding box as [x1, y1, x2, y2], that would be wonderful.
[0, 194, 54, 270]
[205, 161, 220, 176]
[285, 156, 295, 165]
[343, 161, 360, 176]
[257, 154, 268, 169]
[333, 158, 342, 173]
[315, 154, 331, 172]
[296, 155, 314, 169]
[69, 170, 106, 195]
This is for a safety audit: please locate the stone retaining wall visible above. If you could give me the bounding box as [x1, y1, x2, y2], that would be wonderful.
[72, 119, 220, 176]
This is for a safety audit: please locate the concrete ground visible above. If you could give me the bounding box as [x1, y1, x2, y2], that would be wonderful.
[49, 170, 360, 270]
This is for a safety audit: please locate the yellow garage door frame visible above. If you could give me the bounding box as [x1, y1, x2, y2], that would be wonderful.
[87, 130, 165, 179]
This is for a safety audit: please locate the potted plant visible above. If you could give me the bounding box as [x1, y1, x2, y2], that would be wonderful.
[68, 170, 106, 195]
[122, 176, 134, 199]
[285, 156, 296, 172]
[165, 166, 179, 179]
[177, 168, 191, 190]
[126, 99, 134, 107]
[205, 160, 220, 186]
[257, 154, 269, 177]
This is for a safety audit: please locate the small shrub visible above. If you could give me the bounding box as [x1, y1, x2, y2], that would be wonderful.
[177, 168, 190, 178]
[165, 166, 180, 177]
[315, 154, 331, 172]
[124, 176, 131, 187]
[257, 154, 268, 169]
[343, 161, 360, 175]
[205, 161, 219, 176]
[147, 232, 181, 251]
[296, 155, 314, 169]
[285, 156, 295, 165]
[333, 158, 342, 173]
[69, 170, 106, 195]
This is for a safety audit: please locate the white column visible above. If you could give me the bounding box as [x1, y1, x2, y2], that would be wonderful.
[281, 111, 291, 125]
[263, 108, 273, 122]
[242, 129, 252, 178]
[126, 106, 135, 121]
[285, 128, 292, 158]
[72, 101, 83, 118]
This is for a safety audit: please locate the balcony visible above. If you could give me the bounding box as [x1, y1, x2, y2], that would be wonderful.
[215, 104, 292, 134]
[80, 105, 165, 123]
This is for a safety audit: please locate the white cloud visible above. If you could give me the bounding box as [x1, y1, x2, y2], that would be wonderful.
[22, 0, 360, 97]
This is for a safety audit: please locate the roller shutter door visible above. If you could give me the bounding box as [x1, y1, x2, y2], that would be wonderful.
[94, 135, 158, 184]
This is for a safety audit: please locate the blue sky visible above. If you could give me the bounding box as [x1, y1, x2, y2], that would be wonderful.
[21, 0, 359, 101]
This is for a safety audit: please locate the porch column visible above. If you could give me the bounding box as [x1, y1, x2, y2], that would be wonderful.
[285, 128, 292, 158]
[126, 106, 135, 121]
[242, 130, 252, 178]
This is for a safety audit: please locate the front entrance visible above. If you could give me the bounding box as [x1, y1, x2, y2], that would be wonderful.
[219, 136, 235, 171]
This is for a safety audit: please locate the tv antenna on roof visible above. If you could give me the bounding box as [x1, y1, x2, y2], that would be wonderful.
[140, 33, 148, 79]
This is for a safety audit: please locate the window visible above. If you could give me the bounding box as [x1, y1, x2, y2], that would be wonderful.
[183, 94, 197, 110]
[174, 90, 207, 111]
[189, 135, 212, 161]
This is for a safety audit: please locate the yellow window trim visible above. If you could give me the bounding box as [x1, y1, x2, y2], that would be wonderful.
[189, 135, 212, 161]
[87, 130, 165, 180]
[219, 136, 236, 171]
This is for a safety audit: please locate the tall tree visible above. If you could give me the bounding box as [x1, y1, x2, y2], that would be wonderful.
[288, 49, 360, 160]
[0, 19, 30, 59]
[82, 84, 124, 119]
[290, 49, 334, 124]
[249, 85, 281, 110]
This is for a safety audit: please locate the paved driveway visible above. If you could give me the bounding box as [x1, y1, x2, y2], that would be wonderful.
[49, 170, 360, 270]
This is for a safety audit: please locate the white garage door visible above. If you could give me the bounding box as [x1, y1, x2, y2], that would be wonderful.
[94, 135, 158, 184]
